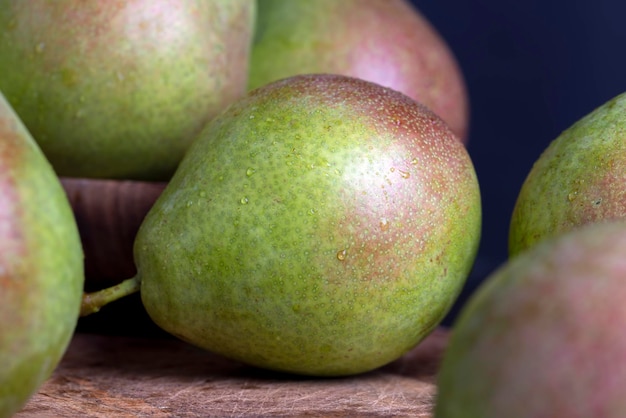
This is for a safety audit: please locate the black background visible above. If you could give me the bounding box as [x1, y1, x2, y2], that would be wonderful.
[412, 0, 626, 321]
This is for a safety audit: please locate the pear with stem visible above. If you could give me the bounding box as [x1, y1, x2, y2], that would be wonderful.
[81, 74, 481, 377]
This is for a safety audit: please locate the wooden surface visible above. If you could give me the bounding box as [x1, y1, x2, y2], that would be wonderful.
[60, 178, 167, 290]
[16, 328, 448, 417]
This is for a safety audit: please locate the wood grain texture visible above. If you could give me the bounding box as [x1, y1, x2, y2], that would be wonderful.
[61, 178, 167, 290]
[16, 328, 448, 417]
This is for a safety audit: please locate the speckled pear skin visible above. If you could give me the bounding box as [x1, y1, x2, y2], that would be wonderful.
[436, 221, 626, 418]
[509, 92, 626, 256]
[0, 0, 256, 180]
[248, 0, 469, 141]
[135, 74, 481, 376]
[0, 93, 84, 418]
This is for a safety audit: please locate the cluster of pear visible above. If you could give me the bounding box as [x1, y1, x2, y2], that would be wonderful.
[435, 93, 626, 416]
[4, 0, 625, 416]
[0, 1, 477, 416]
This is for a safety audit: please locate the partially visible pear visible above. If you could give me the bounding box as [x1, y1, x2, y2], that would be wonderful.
[509, 91, 626, 256]
[0, 93, 84, 417]
[82, 74, 481, 376]
[0, 0, 256, 180]
[435, 220, 626, 417]
[248, 0, 469, 141]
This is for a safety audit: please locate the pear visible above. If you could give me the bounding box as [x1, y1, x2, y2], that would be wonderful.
[82, 74, 481, 376]
[509, 91, 626, 256]
[0, 93, 84, 417]
[435, 220, 626, 418]
[0, 0, 256, 180]
[248, 0, 469, 141]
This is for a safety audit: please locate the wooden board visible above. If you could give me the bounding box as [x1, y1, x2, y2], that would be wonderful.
[16, 328, 448, 417]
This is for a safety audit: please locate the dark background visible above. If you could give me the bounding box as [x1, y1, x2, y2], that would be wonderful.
[412, 0, 626, 322]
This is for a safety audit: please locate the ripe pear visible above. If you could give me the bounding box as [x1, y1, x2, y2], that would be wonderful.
[435, 220, 626, 418]
[248, 0, 469, 141]
[82, 74, 481, 376]
[509, 91, 626, 256]
[0, 0, 256, 180]
[0, 93, 84, 417]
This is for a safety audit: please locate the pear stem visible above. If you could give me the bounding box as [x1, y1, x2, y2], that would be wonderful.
[80, 276, 141, 317]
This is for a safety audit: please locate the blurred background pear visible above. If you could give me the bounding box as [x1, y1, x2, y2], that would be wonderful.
[248, 0, 469, 142]
[0, 0, 256, 180]
[436, 221, 626, 418]
[0, 92, 84, 417]
[509, 91, 626, 256]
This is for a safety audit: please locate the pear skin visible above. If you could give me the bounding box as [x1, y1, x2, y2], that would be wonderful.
[0, 93, 84, 417]
[132, 74, 481, 376]
[509, 91, 626, 256]
[249, 0, 469, 141]
[436, 221, 626, 418]
[0, 0, 256, 180]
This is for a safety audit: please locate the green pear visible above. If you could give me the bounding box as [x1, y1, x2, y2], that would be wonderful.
[0, 0, 256, 180]
[248, 0, 469, 141]
[509, 91, 626, 256]
[435, 220, 626, 417]
[0, 93, 84, 417]
[81, 74, 481, 376]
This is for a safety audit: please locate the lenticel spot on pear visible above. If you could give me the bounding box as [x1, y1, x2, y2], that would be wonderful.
[80, 73, 481, 377]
